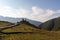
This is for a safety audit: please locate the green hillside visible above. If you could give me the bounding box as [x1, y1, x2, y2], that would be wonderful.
[2, 19, 40, 32]
[0, 21, 13, 27]
[39, 17, 60, 31]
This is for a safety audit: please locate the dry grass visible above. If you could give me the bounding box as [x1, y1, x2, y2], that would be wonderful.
[0, 31, 60, 40]
[0, 21, 12, 27]
[2, 23, 40, 32]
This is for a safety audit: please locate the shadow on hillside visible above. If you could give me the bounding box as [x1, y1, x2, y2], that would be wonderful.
[0, 32, 38, 34]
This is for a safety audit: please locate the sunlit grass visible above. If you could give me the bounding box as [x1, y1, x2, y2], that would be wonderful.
[0, 21, 12, 27]
[2, 23, 40, 32]
[0, 31, 60, 40]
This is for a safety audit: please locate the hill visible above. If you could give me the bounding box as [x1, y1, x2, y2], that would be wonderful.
[0, 21, 13, 27]
[39, 17, 60, 31]
[2, 19, 40, 32]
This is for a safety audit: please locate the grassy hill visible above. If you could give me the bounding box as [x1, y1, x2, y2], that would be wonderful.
[0, 21, 13, 27]
[2, 19, 40, 32]
[39, 17, 60, 31]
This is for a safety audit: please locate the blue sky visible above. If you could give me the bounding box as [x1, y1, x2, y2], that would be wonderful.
[0, 0, 60, 10]
[0, 0, 60, 22]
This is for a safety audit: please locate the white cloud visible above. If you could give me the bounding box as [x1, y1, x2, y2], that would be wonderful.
[30, 7, 56, 22]
[58, 10, 60, 13]
[32, 6, 44, 15]
[0, 6, 17, 17]
[0, 6, 60, 22]
[17, 9, 30, 18]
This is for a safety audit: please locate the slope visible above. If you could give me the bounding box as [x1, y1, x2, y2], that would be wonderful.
[39, 17, 60, 31]
[1, 29, 60, 40]
[2, 19, 40, 32]
[0, 21, 13, 27]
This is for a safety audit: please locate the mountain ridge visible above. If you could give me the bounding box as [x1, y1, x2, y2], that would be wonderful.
[39, 17, 60, 31]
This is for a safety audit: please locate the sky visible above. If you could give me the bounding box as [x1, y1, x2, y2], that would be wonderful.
[0, 0, 60, 22]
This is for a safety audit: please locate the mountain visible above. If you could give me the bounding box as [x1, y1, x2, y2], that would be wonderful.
[39, 17, 60, 31]
[0, 16, 22, 23]
[0, 16, 41, 26]
[2, 19, 40, 32]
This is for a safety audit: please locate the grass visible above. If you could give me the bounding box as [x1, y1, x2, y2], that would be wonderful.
[0, 31, 60, 40]
[2, 23, 40, 32]
[0, 21, 12, 27]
